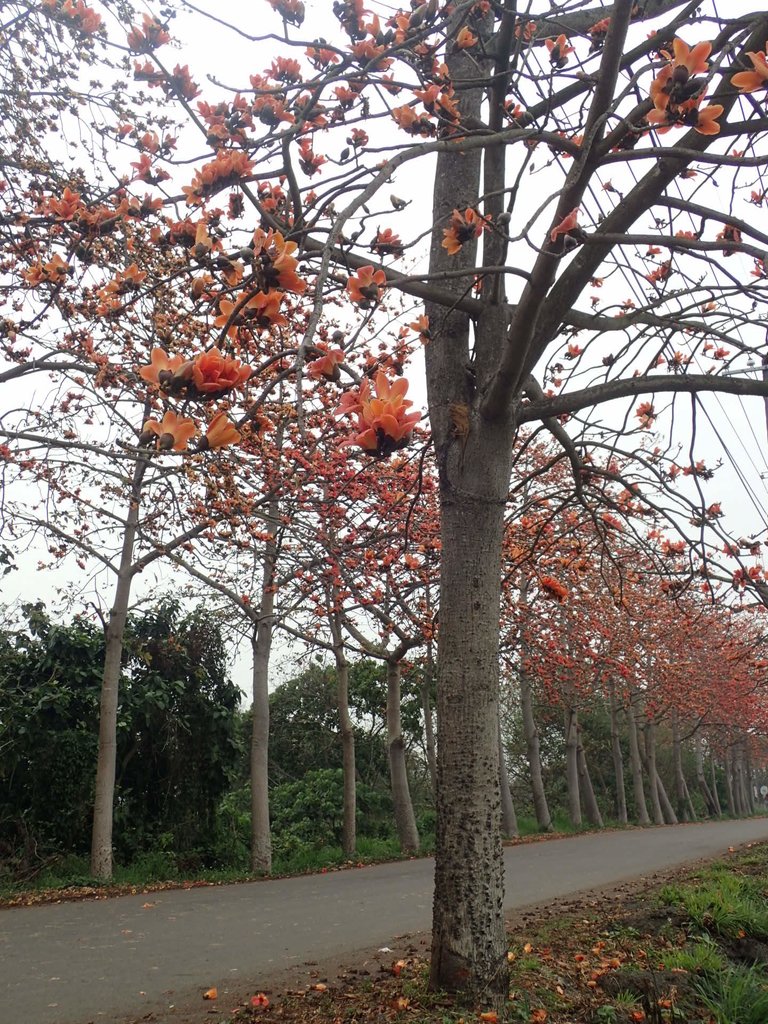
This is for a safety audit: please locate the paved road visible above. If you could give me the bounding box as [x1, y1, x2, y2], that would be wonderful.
[3, 818, 768, 1024]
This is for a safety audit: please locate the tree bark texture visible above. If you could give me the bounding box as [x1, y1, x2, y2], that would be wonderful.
[330, 612, 356, 858]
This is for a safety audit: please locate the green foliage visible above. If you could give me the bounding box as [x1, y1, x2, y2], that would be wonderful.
[0, 599, 242, 873]
[662, 936, 725, 974]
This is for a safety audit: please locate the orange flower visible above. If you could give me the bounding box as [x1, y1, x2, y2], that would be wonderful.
[442, 208, 487, 255]
[192, 348, 251, 394]
[539, 575, 568, 602]
[347, 265, 387, 307]
[455, 26, 477, 49]
[545, 34, 574, 67]
[250, 993, 270, 1009]
[307, 346, 345, 381]
[409, 314, 431, 343]
[550, 207, 580, 243]
[139, 347, 186, 385]
[142, 410, 196, 451]
[671, 38, 711, 75]
[200, 411, 241, 450]
[732, 47, 768, 92]
[635, 401, 656, 427]
[336, 371, 421, 457]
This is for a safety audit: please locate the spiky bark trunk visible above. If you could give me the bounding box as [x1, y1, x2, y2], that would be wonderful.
[643, 719, 665, 825]
[90, 457, 146, 879]
[710, 753, 723, 817]
[387, 660, 420, 854]
[724, 746, 736, 816]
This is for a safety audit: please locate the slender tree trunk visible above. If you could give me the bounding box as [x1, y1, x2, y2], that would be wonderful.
[656, 772, 678, 824]
[564, 706, 582, 827]
[520, 628, 553, 831]
[724, 746, 736, 816]
[422, 639, 437, 798]
[386, 660, 419, 854]
[250, 501, 279, 874]
[626, 700, 651, 826]
[643, 720, 665, 825]
[710, 753, 723, 816]
[498, 718, 518, 838]
[608, 686, 628, 824]
[694, 731, 717, 816]
[672, 711, 688, 820]
[90, 458, 146, 879]
[744, 737, 755, 813]
[329, 611, 356, 858]
[576, 721, 603, 827]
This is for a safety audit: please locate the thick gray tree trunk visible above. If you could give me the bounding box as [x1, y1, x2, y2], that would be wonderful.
[90, 458, 146, 879]
[608, 686, 628, 824]
[626, 699, 651, 825]
[386, 660, 420, 854]
[498, 718, 518, 838]
[576, 722, 603, 828]
[564, 707, 582, 827]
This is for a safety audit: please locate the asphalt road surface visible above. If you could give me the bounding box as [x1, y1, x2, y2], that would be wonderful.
[4, 818, 768, 1024]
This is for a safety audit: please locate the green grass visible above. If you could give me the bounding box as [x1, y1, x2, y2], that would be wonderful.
[659, 871, 768, 940]
[695, 964, 768, 1024]
[661, 935, 726, 973]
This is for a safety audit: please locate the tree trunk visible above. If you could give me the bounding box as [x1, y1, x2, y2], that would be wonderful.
[564, 706, 582, 827]
[723, 746, 736, 816]
[671, 711, 689, 821]
[520, 632, 553, 831]
[608, 686, 628, 824]
[498, 718, 518, 838]
[744, 737, 755, 813]
[329, 611, 356, 858]
[250, 504, 279, 874]
[710, 753, 723, 817]
[576, 722, 603, 828]
[428, 492, 510, 1002]
[422, 639, 437, 798]
[656, 771, 678, 825]
[626, 700, 651, 826]
[386, 660, 420, 854]
[90, 458, 146, 879]
[694, 731, 717, 816]
[643, 719, 665, 825]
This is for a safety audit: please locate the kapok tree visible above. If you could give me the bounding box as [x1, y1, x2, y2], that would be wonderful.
[7, 0, 768, 1006]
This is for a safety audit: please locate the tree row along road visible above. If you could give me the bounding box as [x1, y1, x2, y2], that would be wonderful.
[3, 819, 768, 1024]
